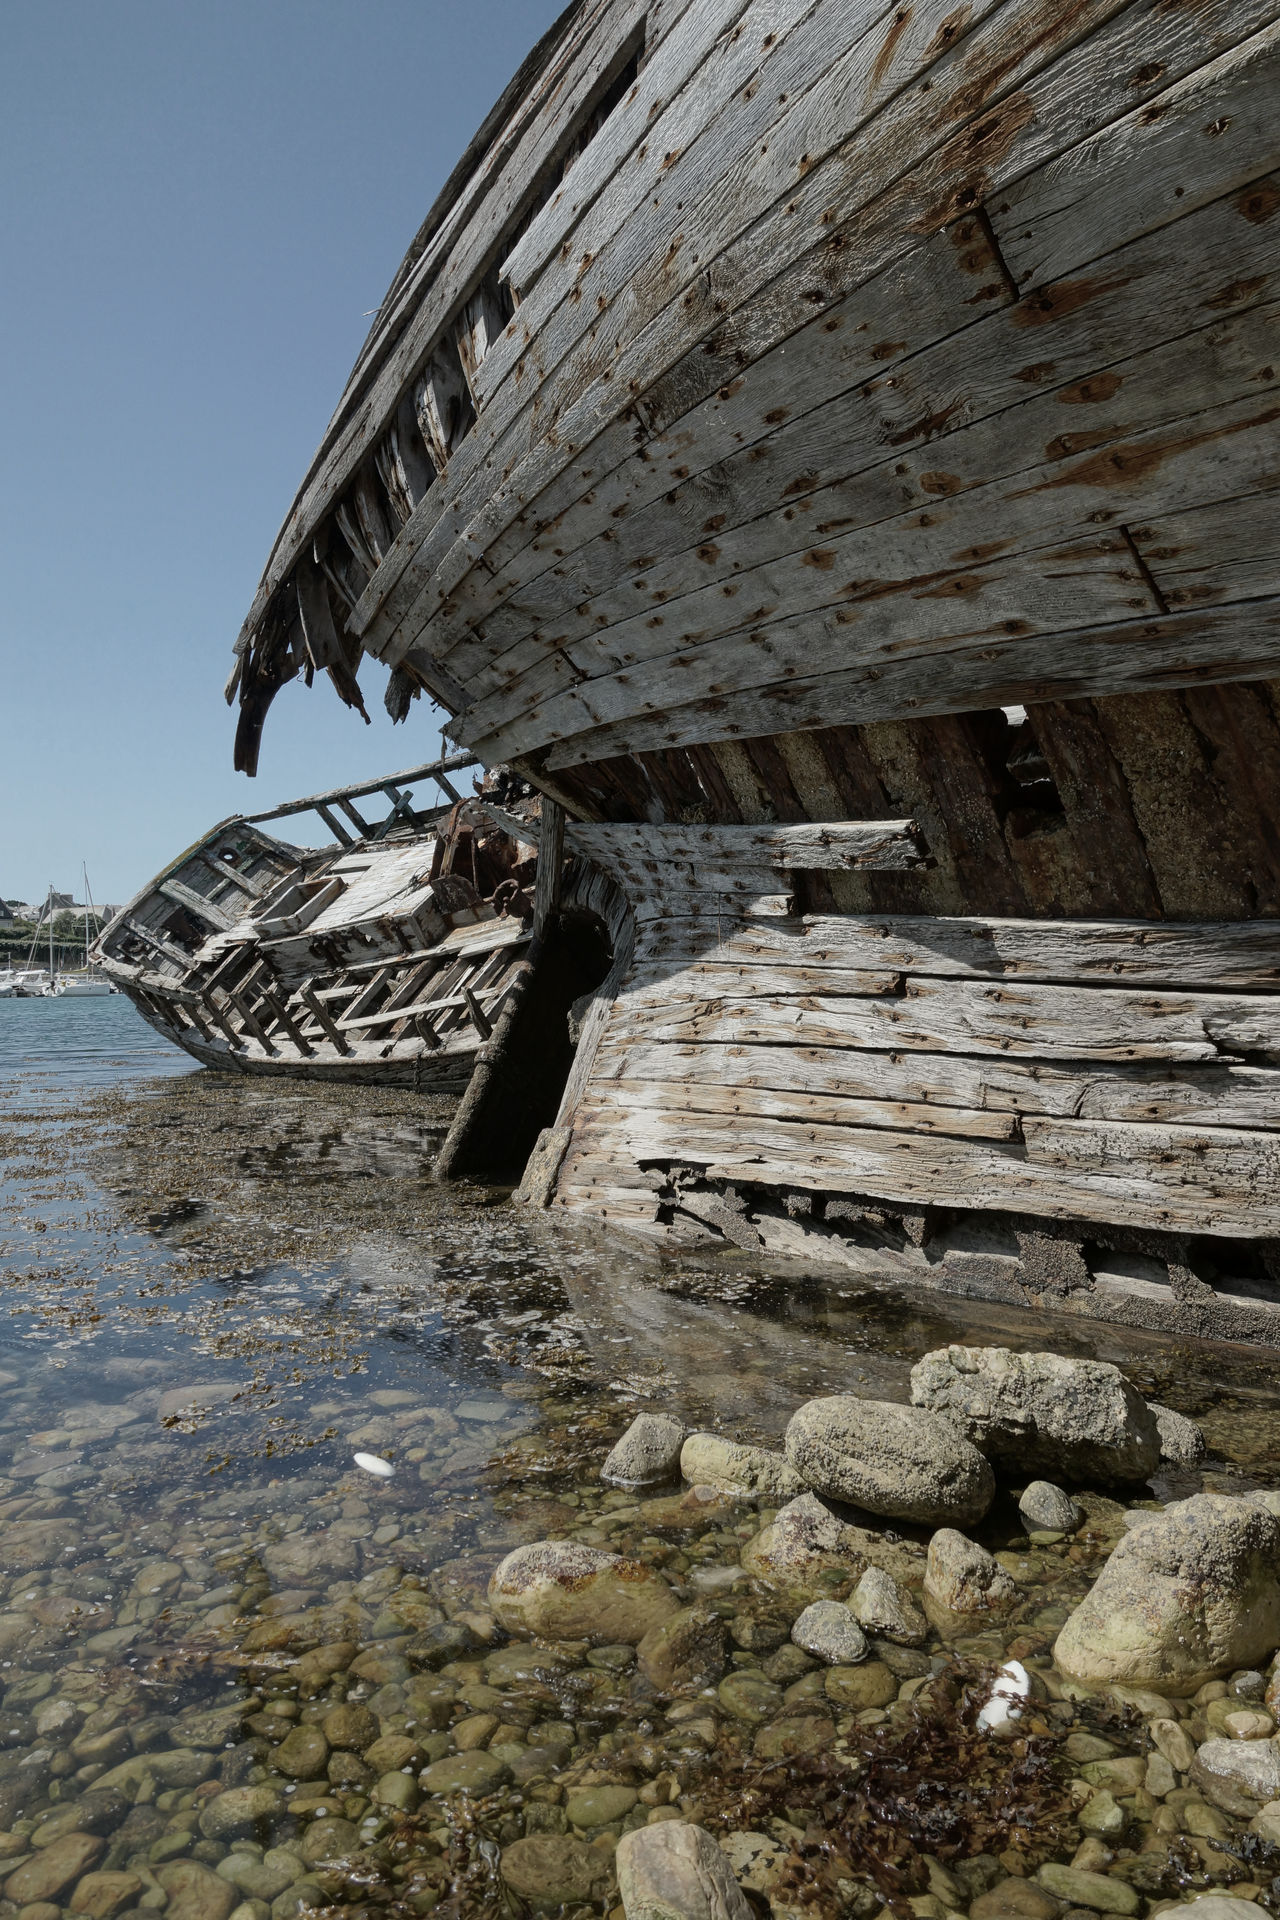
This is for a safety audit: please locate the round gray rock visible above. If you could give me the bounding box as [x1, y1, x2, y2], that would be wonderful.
[602, 1413, 686, 1488]
[741, 1491, 923, 1601]
[1192, 1737, 1280, 1815]
[500, 1834, 612, 1913]
[785, 1395, 994, 1526]
[849, 1565, 926, 1646]
[199, 1786, 285, 1841]
[616, 1819, 752, 1920]
[1018, 1480, 1082, 1534]
[1151, 1402, 1207, 1467]
[910, 1346, 1160, 1485]
[790, 1600, 868, 1665]
[924, 1529, 1017, 1614]
[679, 1432, 805, 1499]
[1055, 1493, 1280, 1694]
[489, 1540, 679, 1645]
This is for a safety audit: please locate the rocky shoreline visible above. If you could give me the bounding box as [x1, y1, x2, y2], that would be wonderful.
[1, 1340, 1278, 1920]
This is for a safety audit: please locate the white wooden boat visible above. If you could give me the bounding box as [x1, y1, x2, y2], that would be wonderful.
[93, 758, 541, 1087]
[220, 0, 1280, 1339]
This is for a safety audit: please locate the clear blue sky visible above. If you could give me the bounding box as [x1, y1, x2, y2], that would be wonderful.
[1, 1, 564, 906]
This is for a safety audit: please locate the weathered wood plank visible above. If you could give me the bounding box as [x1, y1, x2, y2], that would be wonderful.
[158, 879, 236, 933]
[602, 973, 1280, 1062]
[442, 184, 1280, 712]
[567, 818, 924, 871]
[990, 19, 1280, 291]
[631, 889, 796, 920]
[1133, 486, 1280, 613]
[370, 0, 1273, 677]
[541, 590, 1280, 770]
[362, 0, 1152, 654]
[236, 0, 650, 639]
[595, 1037, 1280, 1130]
[566, 1102, 1280, 1234]
[583, 1073, 1024, 1140]
[619, 959, 903, 1002]
[497, 0, 805, 302]
[471, 306, 1280, 763]
[534, 797, 566, 935]
[632, 910, 1280, 988]
[429, 167, 1280, 698]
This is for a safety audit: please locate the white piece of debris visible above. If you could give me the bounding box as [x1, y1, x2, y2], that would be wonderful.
[353, 1451, 395, 1478]
[976, 1659, 1031, 1734]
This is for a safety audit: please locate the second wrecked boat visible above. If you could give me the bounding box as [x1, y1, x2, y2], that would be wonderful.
[94, 757, 542, 1088]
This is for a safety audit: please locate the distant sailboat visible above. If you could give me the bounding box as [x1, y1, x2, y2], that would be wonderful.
[48, 870, 114, 995]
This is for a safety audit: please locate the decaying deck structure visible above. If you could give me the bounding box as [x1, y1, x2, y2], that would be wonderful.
[95, 760, 543, 1087]
[225, 0, 1280, 1341]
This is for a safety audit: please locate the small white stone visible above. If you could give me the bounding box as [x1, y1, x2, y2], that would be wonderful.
[352, 1452, 394, 1478]
[976, 1659, 1031, 1734]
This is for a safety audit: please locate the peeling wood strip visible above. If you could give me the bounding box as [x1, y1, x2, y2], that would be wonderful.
[631, 909, 1280, 989]
[595, 1037, 1280, 1130]
[567, 819, 926, 870]
[567, 1104, 1280, 1235]
[601, 972, 1280, 1063]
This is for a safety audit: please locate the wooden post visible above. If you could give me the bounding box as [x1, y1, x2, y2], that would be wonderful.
[462, 986, 493, 1039]
[533, 799, 565, 936]
[298, 984, 351, 1055]
[433, 949, 539, 1176]
[315, 803, 356, 846]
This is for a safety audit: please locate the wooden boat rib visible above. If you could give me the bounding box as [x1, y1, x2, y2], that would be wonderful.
[95, 757, 542, 1086]
[222, 0, 1280, 1340]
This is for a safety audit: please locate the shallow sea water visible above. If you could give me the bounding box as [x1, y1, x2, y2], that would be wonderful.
[3, 995, 1280, 1920]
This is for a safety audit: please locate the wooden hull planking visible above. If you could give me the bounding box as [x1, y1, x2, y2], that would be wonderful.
[223, 0, 1280, 1337]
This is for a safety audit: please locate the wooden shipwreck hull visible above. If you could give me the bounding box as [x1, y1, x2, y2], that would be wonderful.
[95, 760, 540, 1088]
[226, 0, 1280, 1339]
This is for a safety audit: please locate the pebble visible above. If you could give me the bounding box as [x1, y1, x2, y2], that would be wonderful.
[162, 1863, 241, 1920]
[924, 1529, 1018, 1614]
[67, 1872, 144, 1920]
[824, 1661, 897, 1709]
[717, 1670, 784, 1726]
[1034, 1864, 1140, 1914]
[678, 1432, 805, 1498]
[1019, 1481, 1083, 1534]
[790, 1599, 869, 1665]
[488, 1540, 679, 1643]
[602, 1412, 686, 1488]
[637, 1604, 727, 1696]
[6, 1834, 104, 1905]
[971, 1880, 1063, 1920]
[849, 1565, 927, 1646]
[500, 1833, 613, 1910]
[616, 1820, 753, 1920]
[565, 1783, 637, 1829]
[419, 1750, 510, 1796]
